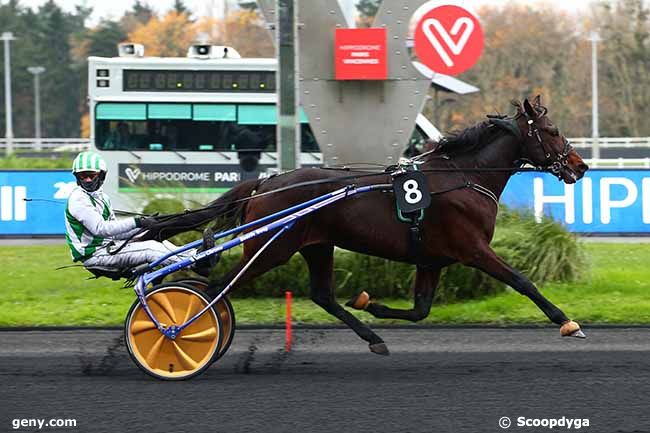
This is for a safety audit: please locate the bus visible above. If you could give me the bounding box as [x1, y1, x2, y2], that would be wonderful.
[88, 44, 440, 211]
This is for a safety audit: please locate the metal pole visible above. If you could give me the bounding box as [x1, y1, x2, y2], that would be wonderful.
[276, 0, 299, 171]
[589, 31, 601, 160]
[34, 72, 41, 142]
[27, 66, 45, 151]
[1, 32, 15, 156]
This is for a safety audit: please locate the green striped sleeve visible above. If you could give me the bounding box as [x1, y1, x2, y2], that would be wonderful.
[65, 233, 85, 262]
[65, 206, 85, 242]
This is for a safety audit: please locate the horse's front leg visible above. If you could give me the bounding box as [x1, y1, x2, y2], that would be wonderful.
[346, 266, 441, 322]
[470, 247, 585, 338]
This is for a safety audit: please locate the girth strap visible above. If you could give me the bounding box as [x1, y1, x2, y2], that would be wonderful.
[405, 212, 425, 266]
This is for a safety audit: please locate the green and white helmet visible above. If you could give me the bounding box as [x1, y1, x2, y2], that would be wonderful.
[72, 151, 108, 192]
[72, 151, 107, 174]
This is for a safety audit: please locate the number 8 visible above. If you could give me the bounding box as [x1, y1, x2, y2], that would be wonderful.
[403, 179, 422, 204]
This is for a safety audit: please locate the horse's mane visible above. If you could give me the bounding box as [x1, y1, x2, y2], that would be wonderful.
[433, 101, 527, 156]
[433, 119, 505, 156]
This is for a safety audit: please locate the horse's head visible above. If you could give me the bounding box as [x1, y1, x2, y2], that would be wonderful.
[513, 96, 588, 184]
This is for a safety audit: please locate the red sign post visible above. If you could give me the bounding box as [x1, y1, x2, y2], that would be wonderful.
[334, 28, 387, 80]
[413, 4, 484, 76]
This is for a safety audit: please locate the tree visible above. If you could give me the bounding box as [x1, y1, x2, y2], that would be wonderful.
[357, 0, 380, 20]
[0, 1, 36, 138]
[33, 1, 84, 137]
[173, 0, 189, 15]
[128, 11, 196, 57]
[86, 21, 127, 57]
[211, 9, 274, 57]
[595, 0, 650, 136]
[0, 0, 90, 137]
[356, 0, 381, 27]
[120, 1, 155, 34]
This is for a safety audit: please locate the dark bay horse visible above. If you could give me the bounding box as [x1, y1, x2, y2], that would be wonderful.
[143, 97, 589, 355]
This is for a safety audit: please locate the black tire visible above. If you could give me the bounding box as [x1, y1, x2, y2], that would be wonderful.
[124, 282, 223, 381]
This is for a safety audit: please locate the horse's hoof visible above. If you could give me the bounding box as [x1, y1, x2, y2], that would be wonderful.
[569, 329, 587, 339]
[369, 342, 390, 356]
[560, 320, 586, 338]
[346, 291, 370, 310]
[570, 329, 587, 338]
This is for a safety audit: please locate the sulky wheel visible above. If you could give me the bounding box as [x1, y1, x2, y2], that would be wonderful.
[124, 282, 223, 380]
[175, 277, 236, 361]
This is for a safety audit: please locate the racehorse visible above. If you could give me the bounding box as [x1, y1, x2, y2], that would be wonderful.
[140, 96, 589, 355]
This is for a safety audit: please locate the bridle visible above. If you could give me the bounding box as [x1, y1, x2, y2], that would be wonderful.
[516, 107, 574, 180]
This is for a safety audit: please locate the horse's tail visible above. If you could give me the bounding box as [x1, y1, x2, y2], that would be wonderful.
[206, 178, 261, 232]
[141, 178, 261, 242]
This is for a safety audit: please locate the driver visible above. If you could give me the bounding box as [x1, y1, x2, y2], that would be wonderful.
[65, 151, 196, 271]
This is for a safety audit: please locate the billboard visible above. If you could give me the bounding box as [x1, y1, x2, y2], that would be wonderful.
[1, 169, 649, 236]
[501, 170, 650, 233]
[117, 163, 270, 191]
[0, 170, 74, 236]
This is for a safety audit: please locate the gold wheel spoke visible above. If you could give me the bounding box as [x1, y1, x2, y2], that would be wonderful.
[150, 292, 178, 323]
[179, 327, 217, 342]
[182, 294, 202, 324]
[172, 341, 199, 370]
[145, 334, 166, 369]
[130, 319, 157, 335]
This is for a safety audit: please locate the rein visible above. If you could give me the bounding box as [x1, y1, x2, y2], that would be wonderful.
[129, 161, 521, 238]
[140, 163, 538, 224]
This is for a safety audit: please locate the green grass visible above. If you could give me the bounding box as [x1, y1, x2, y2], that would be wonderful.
[1, 243, 649, 326]
[0, 155, 71, 169]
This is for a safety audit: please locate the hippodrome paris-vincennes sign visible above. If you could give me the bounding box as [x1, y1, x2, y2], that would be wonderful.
[117, 164, 268, 190]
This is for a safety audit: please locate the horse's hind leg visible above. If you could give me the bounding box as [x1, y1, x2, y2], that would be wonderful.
[347, 266, 441, 322]
[300, 244, 389, 355]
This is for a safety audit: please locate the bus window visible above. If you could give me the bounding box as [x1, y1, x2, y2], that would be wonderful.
[94, 103, 321, 153]
[96, 120, 147, 150]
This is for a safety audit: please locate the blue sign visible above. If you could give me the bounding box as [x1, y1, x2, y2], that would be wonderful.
[502, 170, 650, 233]
[0, 170, 74, 235]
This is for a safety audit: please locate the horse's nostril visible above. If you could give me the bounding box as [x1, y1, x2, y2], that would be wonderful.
[578, 163, 589, 172]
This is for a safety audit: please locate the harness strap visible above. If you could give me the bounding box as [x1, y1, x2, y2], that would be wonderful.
[469, 183, 499, 207]
[407, 217, 424, 266]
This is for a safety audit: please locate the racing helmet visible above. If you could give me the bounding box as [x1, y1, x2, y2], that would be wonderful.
[72, 151, 107, 192]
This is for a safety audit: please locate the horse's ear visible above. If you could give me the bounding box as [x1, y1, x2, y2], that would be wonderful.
[511, 99, 524, 114]
[533, 94, 542, 107]
[523, 98, 537, 118]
